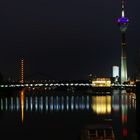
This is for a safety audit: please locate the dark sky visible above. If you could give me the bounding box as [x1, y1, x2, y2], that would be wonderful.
[0, 0, 139, 80]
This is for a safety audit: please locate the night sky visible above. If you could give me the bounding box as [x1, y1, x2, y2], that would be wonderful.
[0, 0, 139, 80]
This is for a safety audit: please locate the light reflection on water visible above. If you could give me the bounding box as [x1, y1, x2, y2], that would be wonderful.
[0, 93, 91, 113]
[0, 90, 136, 112]
[92, 95, 111, 115]
[0, 89, 136, 140]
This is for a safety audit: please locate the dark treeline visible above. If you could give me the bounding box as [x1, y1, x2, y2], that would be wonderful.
[0, 72, 3, 83]
[135, 48, 140, 79]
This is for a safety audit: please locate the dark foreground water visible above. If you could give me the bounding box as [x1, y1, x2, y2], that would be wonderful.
[0, 89, 136, 140]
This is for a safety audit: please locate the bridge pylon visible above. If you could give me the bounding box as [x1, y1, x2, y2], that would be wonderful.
[20, 58, 24, 83]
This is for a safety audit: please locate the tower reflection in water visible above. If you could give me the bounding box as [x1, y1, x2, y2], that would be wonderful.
[112, 89, 136, 139]
[0, 90, 136, 126]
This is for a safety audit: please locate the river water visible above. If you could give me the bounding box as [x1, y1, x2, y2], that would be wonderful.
[0, 89, 136, 140]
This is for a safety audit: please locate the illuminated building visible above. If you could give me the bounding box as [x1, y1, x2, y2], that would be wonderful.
[112, 66, 119, 78]
[92, 78, 111, 87]
[20, 59, 24, 83]
[112, 66, 119, 83]
[117, 0, 129, 83]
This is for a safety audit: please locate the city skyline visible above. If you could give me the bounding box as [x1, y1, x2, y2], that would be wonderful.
[0, 0, 139, 80]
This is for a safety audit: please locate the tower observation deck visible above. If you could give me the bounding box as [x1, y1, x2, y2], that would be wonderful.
[117, 0, 129, 83]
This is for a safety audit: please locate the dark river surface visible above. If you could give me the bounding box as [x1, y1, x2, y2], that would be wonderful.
[0, 88, 136, 140]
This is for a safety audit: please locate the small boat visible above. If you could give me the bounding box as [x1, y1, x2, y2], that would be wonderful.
[81, 124, 115, 140]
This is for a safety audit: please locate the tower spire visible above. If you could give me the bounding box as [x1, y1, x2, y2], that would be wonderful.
[121, 0, 125, 17]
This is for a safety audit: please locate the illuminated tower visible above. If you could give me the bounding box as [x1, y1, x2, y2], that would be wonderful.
[20, 59, 24, 83]
[117, 0, 129, 83]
